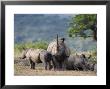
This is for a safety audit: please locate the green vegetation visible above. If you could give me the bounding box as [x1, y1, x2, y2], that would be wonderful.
[68, 14, 97, 40]
[14, 41, 48, 58]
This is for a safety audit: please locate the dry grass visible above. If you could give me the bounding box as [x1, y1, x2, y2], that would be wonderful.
[14, 64, 96, 76]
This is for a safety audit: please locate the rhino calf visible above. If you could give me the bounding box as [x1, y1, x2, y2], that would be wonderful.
[20, 48, 54, 70]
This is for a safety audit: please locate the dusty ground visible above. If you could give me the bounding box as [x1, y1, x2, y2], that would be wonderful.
[14, 59, 97, 76]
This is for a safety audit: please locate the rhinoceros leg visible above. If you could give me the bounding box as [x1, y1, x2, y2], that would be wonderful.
[29, 58, 35, 69]
[53, 60, 59, 71]
[62, 59, 68, 71]
[44, 61, 47, 70]
[52, 56, 57, 70]
[59, 62, 62, 70]
[48, 61, 53, 70]
[55, 57, 62, 70]
[29, 59, 33, 69]
[55, 61, 60, 70]
[55, 60, 62, 71]
[32, 62, 35, 69]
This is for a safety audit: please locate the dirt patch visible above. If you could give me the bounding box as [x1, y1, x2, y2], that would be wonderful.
[14, 64, 96, 76]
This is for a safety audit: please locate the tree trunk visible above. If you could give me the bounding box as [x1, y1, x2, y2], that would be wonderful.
[93, 30, 97, 41]
[91, 23, 97, 41]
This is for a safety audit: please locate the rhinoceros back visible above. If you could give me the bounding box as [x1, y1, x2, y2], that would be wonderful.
[25, 48, 45, 62]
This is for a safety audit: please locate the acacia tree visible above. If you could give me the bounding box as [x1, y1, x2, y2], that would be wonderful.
[68, 14, 97, 41]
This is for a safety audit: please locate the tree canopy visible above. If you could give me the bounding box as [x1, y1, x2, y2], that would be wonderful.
[67, 14, 97, 40]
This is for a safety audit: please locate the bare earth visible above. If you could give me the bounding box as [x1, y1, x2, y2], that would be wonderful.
[14, 64, 97, 76]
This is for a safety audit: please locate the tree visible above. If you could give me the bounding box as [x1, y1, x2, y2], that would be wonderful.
[67, 14, 97, 40]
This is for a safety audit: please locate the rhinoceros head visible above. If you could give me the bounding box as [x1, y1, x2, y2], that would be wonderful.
[20, 47, 28, 59]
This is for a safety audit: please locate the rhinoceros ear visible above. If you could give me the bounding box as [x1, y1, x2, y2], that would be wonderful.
[60, 38, 65, 42]
[88, 55, 92, 59]
[81, 54, 86, 58]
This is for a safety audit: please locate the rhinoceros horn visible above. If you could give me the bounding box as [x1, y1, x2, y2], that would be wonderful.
[57, 34, 59, 52]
